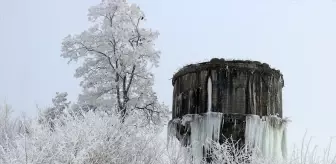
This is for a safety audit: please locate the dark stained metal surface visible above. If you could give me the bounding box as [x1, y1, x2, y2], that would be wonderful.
[172, 58, 284, 119]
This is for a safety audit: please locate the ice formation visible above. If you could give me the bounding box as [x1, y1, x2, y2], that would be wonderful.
[207, 77, 212, 113]
[167, 118, 182, 147]
[168, 113, 288, 163]
[189, 112, 222, 163]
[245, 115, 288, 161]
[167, 112, 223, 164]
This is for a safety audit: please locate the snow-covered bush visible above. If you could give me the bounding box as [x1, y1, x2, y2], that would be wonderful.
[1, 110, 167, 164]
[1, 104, 336, 164]
[0, 104, 31, 163]
[38, 92, 71, 131]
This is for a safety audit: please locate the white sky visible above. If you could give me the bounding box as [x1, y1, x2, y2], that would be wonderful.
[1, 0, 336, 153]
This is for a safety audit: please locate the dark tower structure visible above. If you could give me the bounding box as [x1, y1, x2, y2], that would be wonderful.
[168, 58, 284, 160]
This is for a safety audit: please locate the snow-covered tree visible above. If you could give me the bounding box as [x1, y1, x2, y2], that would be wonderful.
[61, 0, 168, 124]
[38, 92, 71, 130]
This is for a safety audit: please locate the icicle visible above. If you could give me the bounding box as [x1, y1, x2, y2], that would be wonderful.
[189, 112, 223, 164]
[189, 90, 193, 113]
[252, 78, 257, 114]
[245, 115, 288, 162]
[207, 77, 212, 113]
[277, 77, 282, 117]
[271, 76, 276, 114]
[190, 115, 203, 164]
[177, 94, 182, 117]
[281, 126, 288, 159]
[167, 119, 180, 148]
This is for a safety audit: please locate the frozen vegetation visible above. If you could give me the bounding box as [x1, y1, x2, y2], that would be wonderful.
[1, 105, 336, 164]
[1, 0, 335, 163]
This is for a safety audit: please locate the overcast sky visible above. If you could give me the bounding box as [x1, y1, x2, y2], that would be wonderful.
[1, 0, 336, 152]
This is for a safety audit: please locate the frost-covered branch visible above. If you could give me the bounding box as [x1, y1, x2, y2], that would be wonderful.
[61, 0, 168, 123]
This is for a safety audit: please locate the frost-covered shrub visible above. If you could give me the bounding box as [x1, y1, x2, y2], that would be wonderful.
[1, 104, 336, 164]
[0, 104, 31, 163]
[38, 92, 71, 131]
[176, 138, 336, 164]
[1, 110, 166, 164]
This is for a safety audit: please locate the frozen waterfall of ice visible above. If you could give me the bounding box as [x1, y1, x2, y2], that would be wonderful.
[167, 113, 223, 164]
[167, 118, 182, 149]
[166, 124, 192, 164]
[190, 112, 223, 164]
[245, 115, 289, 161]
